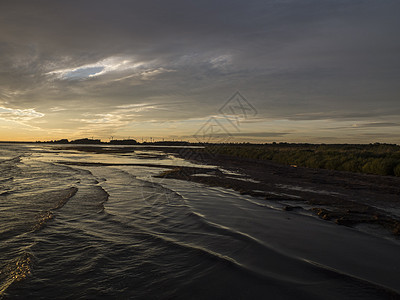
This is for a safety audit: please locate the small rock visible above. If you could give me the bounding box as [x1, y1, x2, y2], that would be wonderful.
[283, 205, 293, 211]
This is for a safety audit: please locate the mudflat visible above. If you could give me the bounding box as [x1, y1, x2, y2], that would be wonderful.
[160, 148, 400, 237]
[55, 144, 400, 236]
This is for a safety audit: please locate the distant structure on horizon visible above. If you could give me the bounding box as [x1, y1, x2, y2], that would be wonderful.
[109, 139, 138, 145]
[70, 138, 102, 144]
[151, 141, 190, 146]
[38, 138, 138, 145]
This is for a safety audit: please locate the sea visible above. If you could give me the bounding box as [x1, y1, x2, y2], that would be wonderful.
[1, 143, 400, 299]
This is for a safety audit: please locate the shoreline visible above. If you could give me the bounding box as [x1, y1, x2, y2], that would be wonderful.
[160, 148, 400, 237]
[4, 144, 400, 299]
[51, 144, 400, 237]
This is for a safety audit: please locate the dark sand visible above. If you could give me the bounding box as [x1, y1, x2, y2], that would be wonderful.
[160, 148, 400, 237]
[48, 145, 400, 297]
[54, 145, 400, 237]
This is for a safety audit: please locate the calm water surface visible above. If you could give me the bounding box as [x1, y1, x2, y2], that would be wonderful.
[1, 144, 400, 299]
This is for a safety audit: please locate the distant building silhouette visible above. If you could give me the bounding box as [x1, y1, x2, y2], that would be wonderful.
[71, 138, 101, 144]
[109, 139, 138, 145]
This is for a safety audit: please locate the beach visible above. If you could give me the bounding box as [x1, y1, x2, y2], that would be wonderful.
[163, 147, 400, 236]
[1, 144, 400, 299]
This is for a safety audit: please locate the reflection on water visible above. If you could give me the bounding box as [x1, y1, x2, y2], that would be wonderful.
[1, 144, 400, 299]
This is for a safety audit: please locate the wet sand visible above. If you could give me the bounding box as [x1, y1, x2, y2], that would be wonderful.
[24, 144, 400, 297]
[53, 145, 400, 237]
[159, 148, 400, 237]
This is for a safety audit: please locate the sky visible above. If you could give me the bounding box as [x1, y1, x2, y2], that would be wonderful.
[0, 0, 399, 143]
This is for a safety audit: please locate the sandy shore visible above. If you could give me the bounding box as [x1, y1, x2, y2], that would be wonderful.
[53, 145, 400, 237]
[159, 148, 400, 237]
[44, 144, 400, 297]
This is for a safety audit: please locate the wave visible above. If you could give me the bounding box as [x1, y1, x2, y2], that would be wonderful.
[31, 186, 78, 231]
[139, 178, 400, 298]
[3, 147, 400, 299]
[94, 176, 398, 299]
[0, 155, 22, 165]
[85, 207, 399, 299]
[0, 251, 33, 298]
[0, 177, 13, 183]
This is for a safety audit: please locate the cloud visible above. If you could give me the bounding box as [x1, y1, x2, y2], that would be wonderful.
[67, 102, 175, 135]
[229, 132, 290, 138]
[46, 56, 146, 80]
[354, 122, 400, 128]
[0, 106, 44, 121]
[286, 109, 400, 121]
[140, 68, 175, 80]
[0, 0, 399, 141]
[50, 107, 67, 112]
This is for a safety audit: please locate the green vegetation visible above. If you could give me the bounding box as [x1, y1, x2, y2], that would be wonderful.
[204, 143, 400, 177]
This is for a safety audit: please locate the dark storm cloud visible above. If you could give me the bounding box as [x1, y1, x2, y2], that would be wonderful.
[229, 132, 290, 138]
[324, 122, 400, 131]
[284, 108, 400, 121]
[0, 0, 399, 140]
[180, 131, 289, 139]
[358, 122, 400, 128]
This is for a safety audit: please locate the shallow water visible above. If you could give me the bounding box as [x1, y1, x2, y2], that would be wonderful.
[1, 144, 400, 299]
